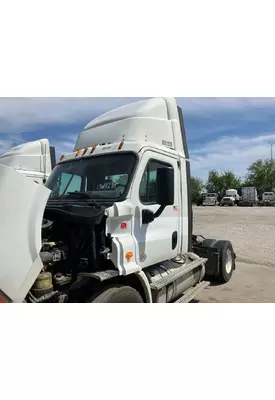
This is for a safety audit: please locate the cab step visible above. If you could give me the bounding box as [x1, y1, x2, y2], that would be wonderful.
[150, 257, 207, 291]
[175, 281, 210, 303]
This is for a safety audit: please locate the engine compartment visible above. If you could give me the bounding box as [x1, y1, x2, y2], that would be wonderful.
[26, 196, 114, 303]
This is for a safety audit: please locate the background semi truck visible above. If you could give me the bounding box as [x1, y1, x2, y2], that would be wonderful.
[0, 138, 56, 184]
[0, 97, 236, 303]
[239, 187, 258, 207]
[262, 191, 274, 206]
[202, 193, 218, 206]
[220, 189, 239, 206]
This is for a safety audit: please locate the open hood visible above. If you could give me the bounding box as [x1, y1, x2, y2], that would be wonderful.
[0, 165, 51, 302]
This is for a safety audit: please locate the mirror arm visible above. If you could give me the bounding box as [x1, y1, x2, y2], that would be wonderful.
[153, 204, 166, 219]
[142, 205, 166, 224]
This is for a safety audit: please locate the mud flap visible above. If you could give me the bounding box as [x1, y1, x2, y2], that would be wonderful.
[192, 245, 220, 276]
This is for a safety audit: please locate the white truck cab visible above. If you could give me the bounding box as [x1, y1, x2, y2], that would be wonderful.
[0, 98, 236, 303]
[262, 192, 274, 204]
[202, 193, 218, 206]
[0, 138, 56, 184]
[220, 189, 239, 206]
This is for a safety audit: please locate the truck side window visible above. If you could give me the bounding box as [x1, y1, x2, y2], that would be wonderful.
[140, 160, 173, 204]
[56, 173, 83, 196]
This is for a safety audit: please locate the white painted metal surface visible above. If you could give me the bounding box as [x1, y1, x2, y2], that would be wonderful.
[262, 192, 274, 202]
[242, 187, 258, 202]
[0, 165, 50, 302]
[0, 138, 53, 183]
[74, 97, 188, 158]
[203, 193, 217, 206]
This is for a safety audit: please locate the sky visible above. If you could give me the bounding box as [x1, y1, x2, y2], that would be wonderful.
[0, 97, 275, 180]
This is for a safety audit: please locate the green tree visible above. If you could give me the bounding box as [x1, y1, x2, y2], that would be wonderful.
[206, 170, 222, 194]
[221, 171, 241, 192]
[245, 159, 275, 195]
[190, 176, 204, 204]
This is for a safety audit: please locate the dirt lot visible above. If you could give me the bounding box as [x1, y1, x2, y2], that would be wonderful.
[193, 206, 275, 302]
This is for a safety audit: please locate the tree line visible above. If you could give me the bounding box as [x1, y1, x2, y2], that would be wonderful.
[191, 158, 275, 204]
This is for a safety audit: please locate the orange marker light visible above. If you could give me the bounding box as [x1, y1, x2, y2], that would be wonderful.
[75, 150, 81, 157]
[118, 140, 124, 150]
[0, 296, 7, 303]
[125, 251, 133, 260]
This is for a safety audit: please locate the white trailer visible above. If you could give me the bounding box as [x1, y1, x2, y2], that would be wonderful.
[0, 138, 56, 184]
[240, 187, 258, 206]
[0, 98, 236, 303]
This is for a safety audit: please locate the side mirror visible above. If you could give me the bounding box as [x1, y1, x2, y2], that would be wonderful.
[156, 167, 174, 206]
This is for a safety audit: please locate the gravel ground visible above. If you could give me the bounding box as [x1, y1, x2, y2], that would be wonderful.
[192, 206, 275, 302]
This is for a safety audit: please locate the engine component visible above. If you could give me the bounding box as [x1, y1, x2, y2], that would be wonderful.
[42, 219, 54, 229]
[54, 273, 72, 286]
[40, 248, 66, 265]
[31, 272, 53, 298]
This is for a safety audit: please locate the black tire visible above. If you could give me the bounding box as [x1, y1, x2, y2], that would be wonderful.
[214, 240, 235, 283]
[89, 285, 144, 303]
[202, 238, 217, 248]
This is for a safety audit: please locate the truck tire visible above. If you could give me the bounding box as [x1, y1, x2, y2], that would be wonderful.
[90, 285, 144, 303]
[215, 240, 235, 283]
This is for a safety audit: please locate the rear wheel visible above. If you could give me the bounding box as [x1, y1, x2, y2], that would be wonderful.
[215, 240, 235, 283]
[89, 285, 144, 303]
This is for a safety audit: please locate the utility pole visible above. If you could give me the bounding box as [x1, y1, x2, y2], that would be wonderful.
[271, 144, 273, 162]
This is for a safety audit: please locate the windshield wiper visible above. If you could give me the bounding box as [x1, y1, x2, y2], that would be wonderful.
[66, 191, 102, 208]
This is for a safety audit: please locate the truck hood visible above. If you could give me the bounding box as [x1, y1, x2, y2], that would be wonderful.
[0, 165, 51, 302]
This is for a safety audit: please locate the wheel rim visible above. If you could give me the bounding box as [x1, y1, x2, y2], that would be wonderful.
[225, 249, 233, 274]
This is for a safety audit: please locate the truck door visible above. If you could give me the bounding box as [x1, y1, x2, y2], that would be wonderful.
[131, 150, 181, 268]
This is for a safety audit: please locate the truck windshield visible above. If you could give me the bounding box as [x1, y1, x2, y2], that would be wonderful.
[46, 152, 137, 201]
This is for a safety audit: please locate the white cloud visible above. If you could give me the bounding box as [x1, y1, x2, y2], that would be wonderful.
[0, 97, 275, 133]
[179, 98, 275, 115]
[190, 133, 275, 180]
[0, 97, 275, 179]
[0, 97, 146, 133]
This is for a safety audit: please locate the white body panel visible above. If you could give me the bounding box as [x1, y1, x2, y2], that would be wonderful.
[225, 189, 240, 200]
[0, 165, 50, 302]
[221, 196, 234, 205]
[101, 148, 188, 273]
[241, 187, 258, 202]
[74, 97, 187, 158]
[262, 192, 274, 202]
[130, 149, 181, 268]
[203, 193, 217, 206]
[0, 138, 53, 183]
